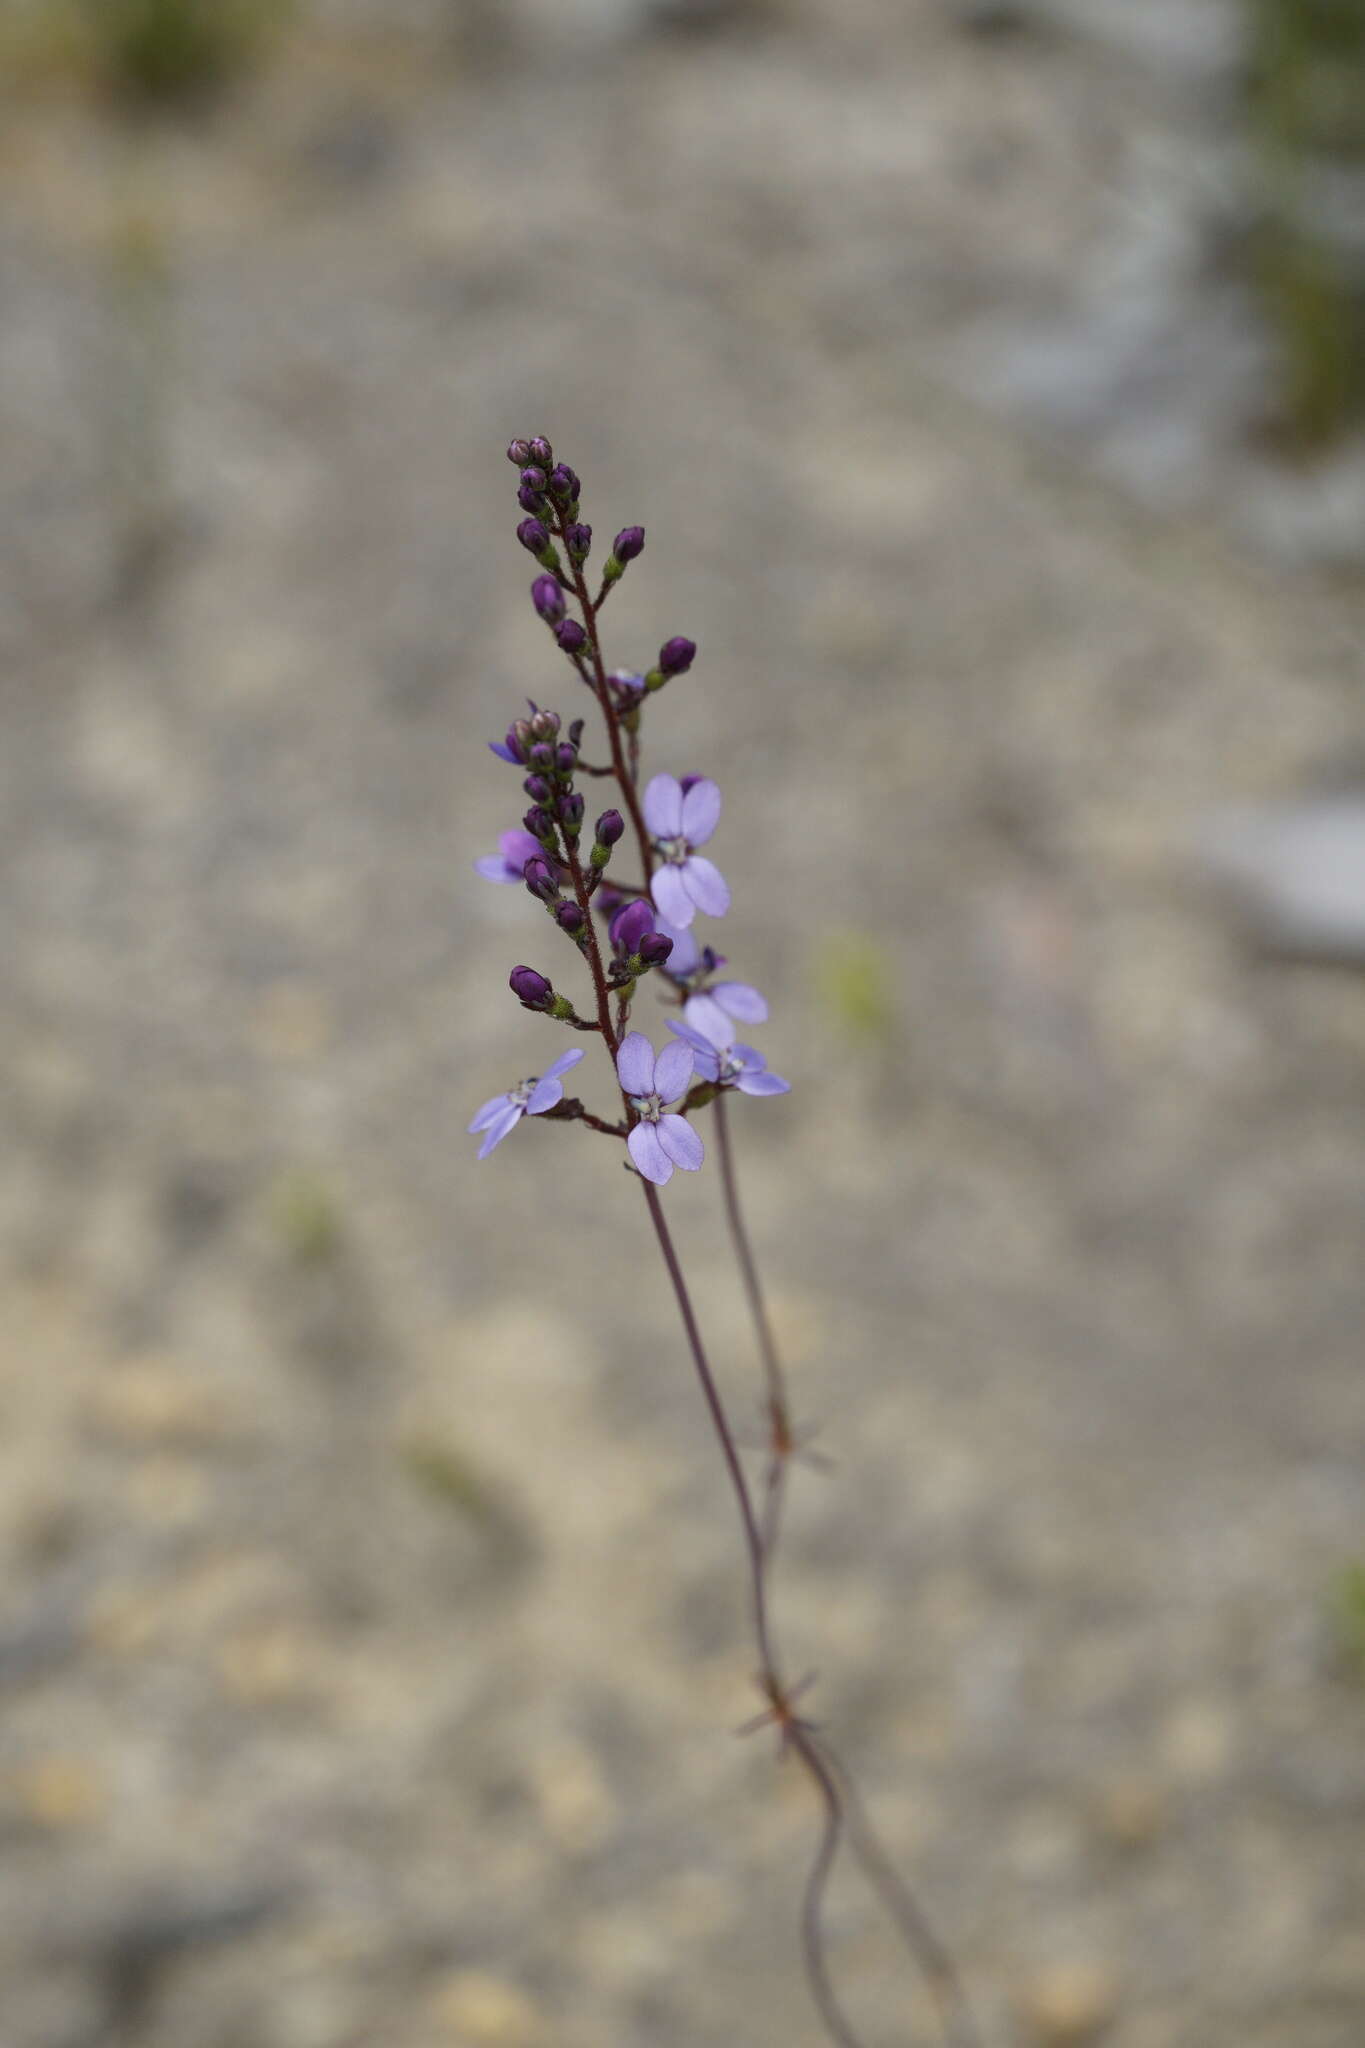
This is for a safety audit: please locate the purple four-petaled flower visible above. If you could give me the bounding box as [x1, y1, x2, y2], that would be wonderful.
[475, 828, 545, 884]
[645, 775, 729, 929]
[616, 1031, 704, 1186]
[467, 1047, 585, 1159]
[668, 1007, 790, 1098]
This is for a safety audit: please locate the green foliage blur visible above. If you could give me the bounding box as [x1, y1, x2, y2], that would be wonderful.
[1247, 0, 1365, 446]
[1330, 1561, 1365, 1681]
[814, 933, 897, 1049]
[1, 0, 290, 106]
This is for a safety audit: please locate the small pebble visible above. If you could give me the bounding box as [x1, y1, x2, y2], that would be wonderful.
[1019, 1961, 1119, 2045]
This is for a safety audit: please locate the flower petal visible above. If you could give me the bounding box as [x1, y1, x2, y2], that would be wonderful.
[737, 1069, 790, 1096]
[474, 855, 516, 882]
[653, 1038, 695, 1105]
[500, 828, 544, 868]
[468, 1092, 513, 1133]
[680, 777, 721, 847]
[543, 1046, 586, 1083]
[628, 1120, 673, 1185]
[666, 1019, 716, 1056]
[524, 1074, 564, 1116]
[681, 993, 735, 1050]
[714, 980, 767, 1024]
[650, 864, 695, 928]
[643, 774, 684, 839]
[657, 1113, 704, 1171]
[654, 914, 698, 976]
[615, 1031, 655, 1096]
[681, 856, 730, 918]
[476, 1103, 524, 1157]
[488, 741, 518, 763]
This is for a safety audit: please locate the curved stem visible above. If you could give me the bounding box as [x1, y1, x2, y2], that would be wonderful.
[713, 1089, 793, 1558]
[640, 1181, 778, 1680]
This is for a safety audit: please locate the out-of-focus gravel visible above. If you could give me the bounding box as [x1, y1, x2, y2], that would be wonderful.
[1, 5, 1362, 2044]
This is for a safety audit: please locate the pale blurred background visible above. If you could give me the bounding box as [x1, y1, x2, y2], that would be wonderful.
[1, 3, 1363, 2045]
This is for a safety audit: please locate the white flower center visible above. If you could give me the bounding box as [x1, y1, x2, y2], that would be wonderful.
[717, 1051, 744, 1084]
[655, 835, 688, 865]
[630, 1091, 663, 1122]
[510, 1078, 537, 1107]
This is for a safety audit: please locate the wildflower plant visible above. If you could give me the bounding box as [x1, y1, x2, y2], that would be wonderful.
[470, 436, 979, 2048]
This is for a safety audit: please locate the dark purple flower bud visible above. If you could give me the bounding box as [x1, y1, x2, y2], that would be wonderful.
[658, 635, 696, 676]
[509, 964, 552, 1008]
[567, 718, 585, 747]
[523, 805, 554, 840]
[527, 436, 553, 469]
[523, 856, 559, 901]
[523, 773, 552, 804]
[528, 708, 561, 739]
[555, 743, 577, 774]
[613, 525, 645, 562]
[519, 466, 547, 494]
[503, 725, 528, 763]
[558, 792, 584, 834]
[531, 575, 565, 624]
[517, 517, 550, 555]
[555, 618, 587, 654]
[529, 742, 553, 770]
[554, 901, 585, 935]
[566, 522, 592, 560]
[547, 463, 576, 502]
[595, 809, 624, 847]
[638, 930, 674, 966]
[506, 438, 532, 467]
[611, 899, 654, 956]
[517, 482, 544, 514]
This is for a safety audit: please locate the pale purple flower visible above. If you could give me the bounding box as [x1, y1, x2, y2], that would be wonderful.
[667, 1008, 789, 1097]
[645, 775, 729, 929]
[475, 828, 543, 884]
[654, 915, 768, 1026]
[467, 1047, 585, 1159]
[615, 1031, 704, 1186]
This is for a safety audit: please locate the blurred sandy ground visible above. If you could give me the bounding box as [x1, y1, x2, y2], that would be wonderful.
[1, 3, 1363, 2044]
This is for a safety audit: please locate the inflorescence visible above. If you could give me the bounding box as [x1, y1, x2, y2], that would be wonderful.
[466, 436, 977, 2048]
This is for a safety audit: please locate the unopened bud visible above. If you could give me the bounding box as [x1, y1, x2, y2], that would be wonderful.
[516, 516, 550, 554]
[529, 708, 561, 740]
[506, 438, 532, 467]
[555, 742, 578, 774]
[531, 575, 565, 624]
[595, 809, 625, 847]
[523, 805, 555, 841]
[523, 773, 552, 804]
[566, 523, 592, 562]
[554, 901, 585, 935]
[519, 466, 547, 495]
[611, 899, 654, 956]
[658, 635, 696, 676]
[638, 930, 674, 966]
[556, 618, 587, 654]
[517, 482, 544, 514]
[509, 964, 552, 1008]
[523, 856, 559, 902]
[613, 525, 645, 562]
[558, 792, 584, 836]
[527, 436, 553, 468]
